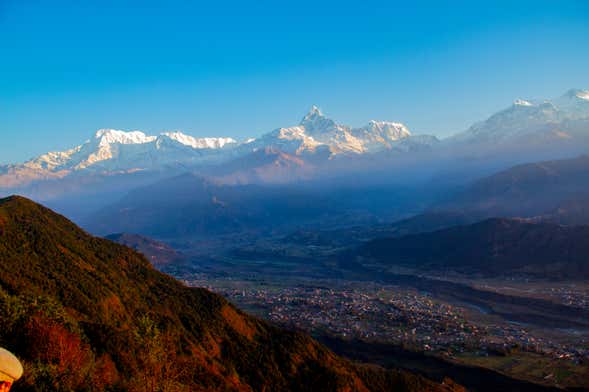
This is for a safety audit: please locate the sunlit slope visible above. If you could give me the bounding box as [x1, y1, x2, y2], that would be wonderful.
[0, 195, 455, 392]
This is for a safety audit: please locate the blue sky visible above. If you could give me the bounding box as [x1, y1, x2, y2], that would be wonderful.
[1, 0, 588, 163]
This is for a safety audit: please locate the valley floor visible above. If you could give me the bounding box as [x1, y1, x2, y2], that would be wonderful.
[162, 245, 589, 391]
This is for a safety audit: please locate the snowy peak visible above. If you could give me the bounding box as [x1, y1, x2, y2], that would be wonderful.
[365, 120, 411, 140]
[251, 126, 324, 156]
[347, 120, 413, 152]
[255, 107, 415, 155]
[5, 128, 239, 179]
[453, 88, 589, 144]
[94, 129, 156, 146]
[91, 129, 236, 150]
[563, 88, 589, 101]
[309, 104, 323, 115]
[0, 106, 425, 189]
[301, 105, 324, 123]
[299, 105, 339, 134]
[507, 88, 589, 111]
[552, 88, 589, 119]
[513, 99, 534, 107]
[159, 132, 237, 149]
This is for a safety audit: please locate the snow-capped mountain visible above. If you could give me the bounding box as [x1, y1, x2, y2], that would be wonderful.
[0, 130, 238, 188]
[246, 105, 415, 156]
[0, 106, 419, 189]
[451, 88, 589, 144]
[351, 120, 412, 151]
[33, 128, 237, 172]
[2, 89, 587, 194]
[160, 132, 236, 149]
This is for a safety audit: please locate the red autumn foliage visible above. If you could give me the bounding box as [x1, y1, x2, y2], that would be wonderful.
[92, 354, 120, 389]
[25, 315, 96, 389]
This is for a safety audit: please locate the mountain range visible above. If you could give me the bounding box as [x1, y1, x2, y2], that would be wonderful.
[449, 88, 589, 146]
[2, 88, 588, 203]
[0, 105, 423, 189]
[325, 153, 589, 243]
[281, 153, 589, 249]
[346, 217, 589, 279]
[86, 174, 341, 238]
[435, 154, 589, 224]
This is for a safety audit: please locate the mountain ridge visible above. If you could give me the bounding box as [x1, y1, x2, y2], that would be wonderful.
[0, 195, 454, 391]
[438, 154, 589, 224]
[0, 106, 422, 189]
[347, 217, 589, 279]
[2, 88, 588, 211]
[449, 88, 589, 145]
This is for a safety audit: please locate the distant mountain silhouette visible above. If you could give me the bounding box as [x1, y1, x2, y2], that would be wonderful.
[85, 173, 428, 239]
[364, 155, 589, 238]
[442, 155, 589, 224]
[349, 218, 589, 278]
[86, 173, 343, 238]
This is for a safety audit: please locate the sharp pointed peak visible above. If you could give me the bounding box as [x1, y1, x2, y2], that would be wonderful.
[308, 105, 323, 116]
[300, 105, 330, 126]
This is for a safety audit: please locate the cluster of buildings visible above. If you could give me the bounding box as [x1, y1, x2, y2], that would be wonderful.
[208, 281, 589, 363]
[179, 271, 589, 364]
[475, 281, 589, 309]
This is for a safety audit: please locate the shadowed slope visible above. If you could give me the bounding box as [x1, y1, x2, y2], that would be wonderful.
[350, 218, 589, 278]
